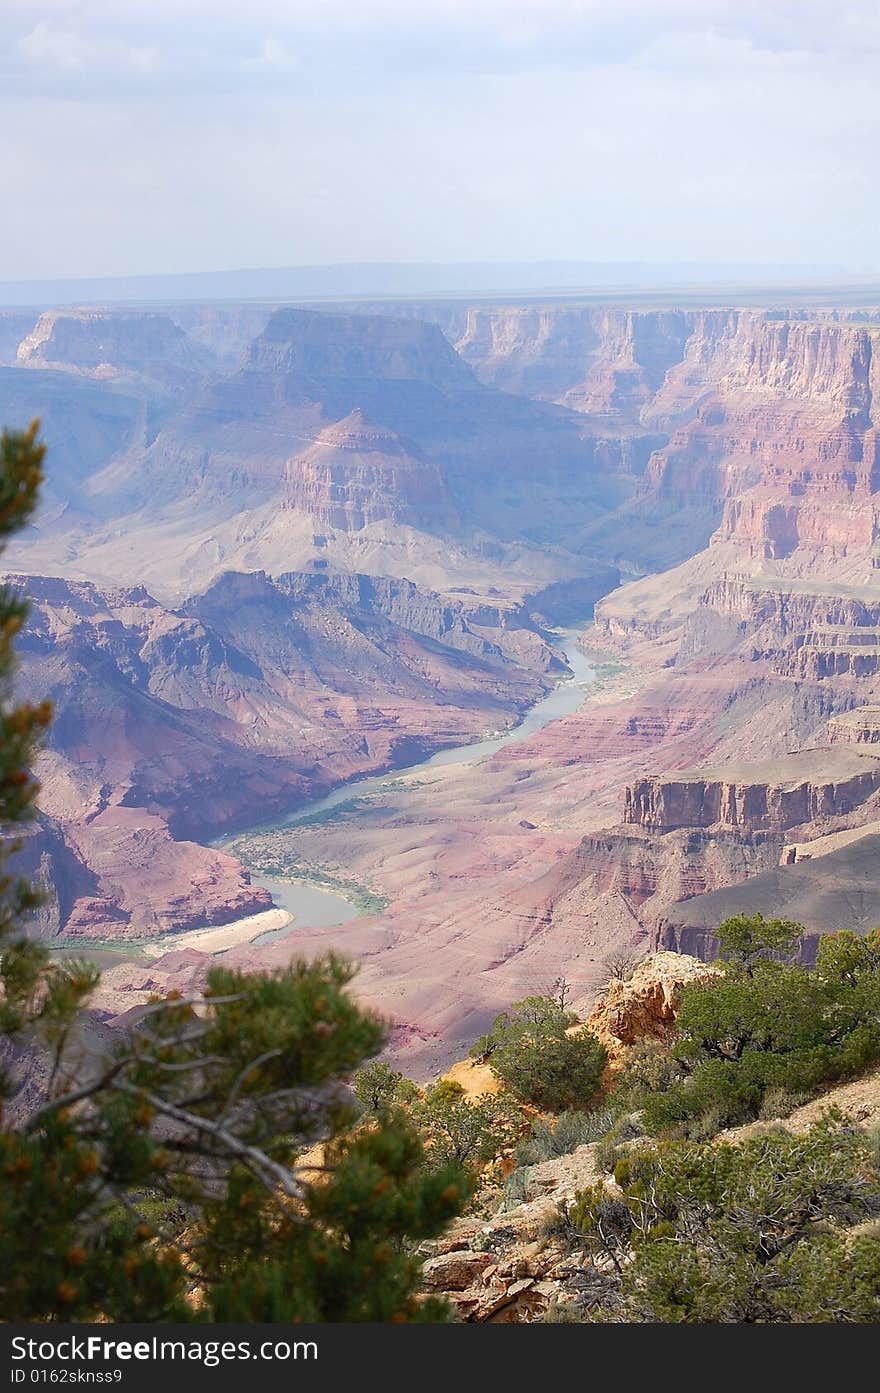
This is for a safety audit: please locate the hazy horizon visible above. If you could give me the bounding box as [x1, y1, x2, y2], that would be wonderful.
[2, 1, 877, 282]
[4, 259, 880, 311]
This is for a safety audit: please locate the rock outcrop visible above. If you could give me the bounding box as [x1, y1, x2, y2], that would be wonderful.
[0, 363, 144, 517]
[419, 1143, 603, 1321]
[828, 706, 880, 744]
[0, 1013, 115, 1129]
[585, 950, 719, 1056]
[525, 569, 621, 626]
[692, 578, 880, 680]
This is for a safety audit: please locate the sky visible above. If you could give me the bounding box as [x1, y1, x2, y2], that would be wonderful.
[1, 1, 878, 281]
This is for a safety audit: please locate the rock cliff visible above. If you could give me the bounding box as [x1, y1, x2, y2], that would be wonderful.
[452, 305, 880, 575]
[0, 310, 39, 364]
[622, 749, 880, 832]
[654, 832, 880, 963]
[828, 706, 880, 743]
[454, 305, 694, 417]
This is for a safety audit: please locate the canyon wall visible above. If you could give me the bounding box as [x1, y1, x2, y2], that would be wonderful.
[17, 308, 215, 378]
[9, 300, 877, 596]
[452, 308, 880, 578]
[622, 750, 880, 832]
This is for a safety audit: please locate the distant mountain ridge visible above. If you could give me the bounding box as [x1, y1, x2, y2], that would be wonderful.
[0, 259, 872, 308]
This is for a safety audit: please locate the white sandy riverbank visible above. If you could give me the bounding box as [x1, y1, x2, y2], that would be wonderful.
[139, 906, 293, 959]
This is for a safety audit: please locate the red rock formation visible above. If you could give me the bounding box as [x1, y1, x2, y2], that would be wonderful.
[586, 950, 720, 1052]
[622, 750, 880, 832]
[279, 410, 458, 531]
[640, 319, 880, 579]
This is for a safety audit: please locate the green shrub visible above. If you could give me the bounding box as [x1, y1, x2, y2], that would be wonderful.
[757, 1086, 810, 1121]
[565, 1114, 880, 1322]
[515, 1105, 621, 1166]
[473, 996, 607, 1112]
[540, 1299, 586, 1323]
[592, 1135, 620, 1174]
[471, 995, 579, 1059]
[616, 1036, 686, 1106]
[501, 1166, 531, 1211]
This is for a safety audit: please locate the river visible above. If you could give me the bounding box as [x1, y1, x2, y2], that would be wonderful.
[230, 625, 599, 938]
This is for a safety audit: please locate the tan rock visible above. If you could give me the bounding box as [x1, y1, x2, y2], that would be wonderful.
[421, 1250, 492, 1292]
[506, 1278, 534, 1296]
[587, 950, 720, 1056]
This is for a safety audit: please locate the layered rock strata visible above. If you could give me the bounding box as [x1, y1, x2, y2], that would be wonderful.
[623, 749, 880, 832]
[827, 706, 880, 744]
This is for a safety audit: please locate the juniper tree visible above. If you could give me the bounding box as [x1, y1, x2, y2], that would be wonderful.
[714, 911, 801, 976]
[564, 1115, 880, 1322]
[0, 422, 55, 1060]
[0, 423, 467, 1322]
[471, 996, 607, 1112]
[413, 1079, 522, 1175]
[352, 1059, 419, 1117]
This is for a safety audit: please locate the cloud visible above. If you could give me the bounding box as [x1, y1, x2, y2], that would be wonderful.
[5, 2, 879, 102]
[0, 1, 877, 278]
[12, 1, 876, 52]
[247, 37, 300, 71]
[17, 20, 158, 74]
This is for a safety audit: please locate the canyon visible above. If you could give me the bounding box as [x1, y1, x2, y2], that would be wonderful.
[3, 293, 880, 1072]
[12, 567, 559, 941]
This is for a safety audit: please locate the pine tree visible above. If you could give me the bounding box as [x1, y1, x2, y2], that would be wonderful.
[0, 422, 57, 1058]
[0, 423, 467, 1322]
